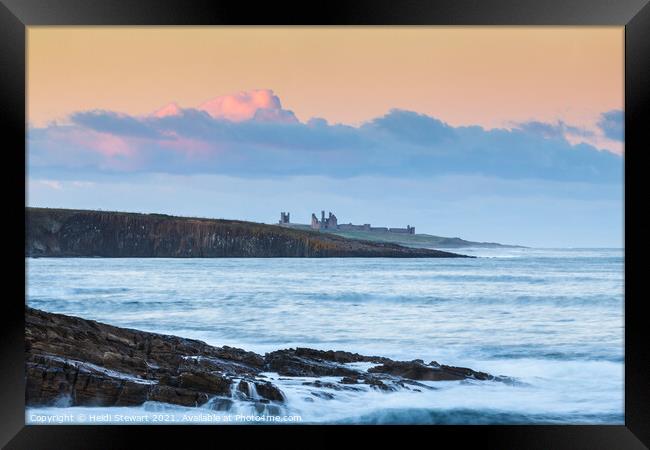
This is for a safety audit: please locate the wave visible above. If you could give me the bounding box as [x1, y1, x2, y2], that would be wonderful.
[69, 287, 132, 295]
[26, 364, 624, 425]
[26, 404, 622, 425]
[332, 408, 624, 425]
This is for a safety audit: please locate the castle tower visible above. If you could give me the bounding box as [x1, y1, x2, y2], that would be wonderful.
[329, 212, 338, 228]
[311, 213, 320, 230]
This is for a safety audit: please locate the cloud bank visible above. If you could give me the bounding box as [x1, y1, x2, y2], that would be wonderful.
[597, 110, 624, 141]
[153, 89, 298, 124]
[29, 90, 623, 184]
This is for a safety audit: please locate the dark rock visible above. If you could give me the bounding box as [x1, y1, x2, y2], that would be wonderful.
[217, 346, 265, 369]
[368, 360, 494, 381]
[208, 397, 234, 411]
[237, 380, 251, 397]
[25, 354, 155, 407]
[302, 380, 364, 392]
[254, 382, 285, 402]
[340, 376, 359, 384]
[148, 385, 210, 407]
[25, 308, 505, 411]
[25, 307, 278, 409]
[265, 349, 363, 377]
[291, 348, 388, 364]
[363, 378, 393, 391]
[177, 371, 231, 395]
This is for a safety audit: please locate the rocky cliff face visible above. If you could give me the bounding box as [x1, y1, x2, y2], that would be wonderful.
[25, 308, 507, 410]
[25, 208, 468, 258]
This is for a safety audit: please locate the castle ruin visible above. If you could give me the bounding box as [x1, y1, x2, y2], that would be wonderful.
[279, 210, 415, 234]
[311, 211, 338, 230]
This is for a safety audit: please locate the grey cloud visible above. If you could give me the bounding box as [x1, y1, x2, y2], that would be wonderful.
[30, 108, 623, 184]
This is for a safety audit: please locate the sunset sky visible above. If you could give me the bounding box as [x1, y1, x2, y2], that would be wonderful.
[27, 27, 624, 247]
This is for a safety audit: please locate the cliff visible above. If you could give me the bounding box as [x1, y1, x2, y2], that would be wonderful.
[25, 207, 468, 258]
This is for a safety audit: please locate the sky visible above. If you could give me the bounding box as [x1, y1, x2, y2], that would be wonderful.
[27, 27, 624, 247]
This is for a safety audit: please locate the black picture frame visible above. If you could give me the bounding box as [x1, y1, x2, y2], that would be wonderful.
[2, 0, 648, 448]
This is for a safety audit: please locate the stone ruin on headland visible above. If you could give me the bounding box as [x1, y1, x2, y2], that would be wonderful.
[278, 211, 415, 235]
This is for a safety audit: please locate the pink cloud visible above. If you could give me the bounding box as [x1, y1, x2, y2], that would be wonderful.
[38, 179, 63, 190]
[79, 131, 134, 158]
[152, 102, 183, 118]
[45, 127, 135, 159]
[158, 132, 214, 157]
[198, 89, 298, 123]
[564, 132, 623, 155]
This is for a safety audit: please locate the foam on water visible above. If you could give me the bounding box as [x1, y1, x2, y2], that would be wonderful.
[26, 248, 624, 424]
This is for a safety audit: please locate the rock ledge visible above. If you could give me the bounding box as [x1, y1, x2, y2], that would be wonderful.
[26, 307, 505, 410]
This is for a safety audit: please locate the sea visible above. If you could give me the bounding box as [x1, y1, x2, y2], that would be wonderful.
[25, 247, 624, 425]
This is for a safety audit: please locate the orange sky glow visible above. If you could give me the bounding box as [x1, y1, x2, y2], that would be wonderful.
[27, 26, 624, 152]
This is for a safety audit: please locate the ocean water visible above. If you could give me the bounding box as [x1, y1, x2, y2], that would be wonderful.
[25, 247, 624, 424]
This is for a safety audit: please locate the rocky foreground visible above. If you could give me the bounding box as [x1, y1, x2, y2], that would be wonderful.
[26, 208, 468, 258]
[26, 308, 505, 411]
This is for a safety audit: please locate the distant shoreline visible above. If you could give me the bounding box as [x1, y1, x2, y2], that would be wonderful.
[25, 207, 471, 259]
[275, 222, 523, 249]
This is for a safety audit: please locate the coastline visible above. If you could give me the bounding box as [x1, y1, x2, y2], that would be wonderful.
[26, 307, 505, 414]
[26, 207, 470, 258]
